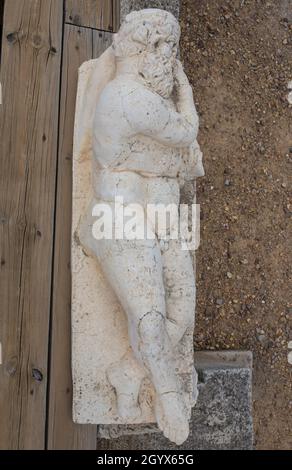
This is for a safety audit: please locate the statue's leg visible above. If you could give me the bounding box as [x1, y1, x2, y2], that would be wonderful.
[97, 237, 190, 445]
[107, 348, 146, 421]
[162, 239, 196, 346]
[77, 202, 145, 420]
[162, 240, 198, 407]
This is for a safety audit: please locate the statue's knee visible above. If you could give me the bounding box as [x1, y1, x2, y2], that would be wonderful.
[138, 309, 165, 348]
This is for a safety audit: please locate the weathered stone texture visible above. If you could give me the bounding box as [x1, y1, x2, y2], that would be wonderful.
[97, 352, 253, 450]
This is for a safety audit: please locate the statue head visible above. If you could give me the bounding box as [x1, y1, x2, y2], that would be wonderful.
[113, 9, 181, 98]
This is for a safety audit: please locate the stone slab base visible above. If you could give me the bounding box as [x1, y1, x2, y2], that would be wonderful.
[97, 351, 253, 450]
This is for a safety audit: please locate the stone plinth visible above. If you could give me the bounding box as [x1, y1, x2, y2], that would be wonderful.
[97, 351, 253, 450]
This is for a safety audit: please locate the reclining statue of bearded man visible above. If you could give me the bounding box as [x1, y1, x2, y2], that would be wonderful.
[78, 9, 204, 445]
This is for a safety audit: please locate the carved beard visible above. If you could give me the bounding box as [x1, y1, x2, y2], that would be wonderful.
[139, 52, 174, 99]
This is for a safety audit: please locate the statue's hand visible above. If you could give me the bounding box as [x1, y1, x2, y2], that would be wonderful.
[174, 59, 190, 90]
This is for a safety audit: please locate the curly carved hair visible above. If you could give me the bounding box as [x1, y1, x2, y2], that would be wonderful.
[113, 9, 181, 58]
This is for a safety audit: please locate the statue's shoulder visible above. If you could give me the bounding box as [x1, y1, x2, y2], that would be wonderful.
[101, 77, 159, 103]
[96, 78, 165, 126]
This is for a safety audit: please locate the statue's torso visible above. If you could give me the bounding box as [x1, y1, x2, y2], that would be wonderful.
[92, 168, 180, 207]
[91, 77, 183, 206]
[97, 134, 182, 178]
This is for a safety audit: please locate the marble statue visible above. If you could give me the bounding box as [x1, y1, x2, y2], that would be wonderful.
[72, 9, 204, 445]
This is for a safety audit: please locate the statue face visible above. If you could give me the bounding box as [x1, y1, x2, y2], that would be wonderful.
[139, 37, 178, 99]
[113, 10, 180, 98]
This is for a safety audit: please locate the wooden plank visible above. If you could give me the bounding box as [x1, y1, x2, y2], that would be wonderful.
[93, 28, 113, 58]
[0, 1, 4, 51]
[47, 25, 112, 450]
[0, 0, 63, 449]
[0, 1, 3, 68]
[113, 0, 121, 32]
[65, 0, 119, 32]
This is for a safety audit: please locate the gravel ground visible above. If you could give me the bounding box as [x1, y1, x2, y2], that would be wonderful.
[180, 0, 292, 450]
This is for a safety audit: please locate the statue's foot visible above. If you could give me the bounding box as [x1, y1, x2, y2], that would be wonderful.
[107, 355, 145, 422]
[155, 391, 189, 445]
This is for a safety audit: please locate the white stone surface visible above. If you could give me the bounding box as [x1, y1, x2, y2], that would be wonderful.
[72, 9, 203, 446]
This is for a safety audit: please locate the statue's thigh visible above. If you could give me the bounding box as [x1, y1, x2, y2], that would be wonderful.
[97, 238, 166, 323]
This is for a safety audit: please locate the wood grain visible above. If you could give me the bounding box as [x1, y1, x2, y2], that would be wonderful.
[65, 0, 119, 32]
[0, 1, 4, 60]
[0, 0, 63, 449]
[47, 24, 112, 450]
[93, 28, 113, 58]
[113, 0, 121, 31]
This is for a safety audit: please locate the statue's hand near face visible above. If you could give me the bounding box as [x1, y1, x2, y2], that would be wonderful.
[172, 59, 199, 140]
[173, 61, 204, 182]
[174, 59, 190, 90]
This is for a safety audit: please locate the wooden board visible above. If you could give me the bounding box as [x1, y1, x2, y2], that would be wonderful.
[46, 24, 112, 450]
[113, 0, 121, 31]
[0, 1, 4, 61]
[65, 0, 120, 32]
[0, 0, 63, 450]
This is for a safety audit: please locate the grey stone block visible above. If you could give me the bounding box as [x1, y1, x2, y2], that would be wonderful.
[97, 351, 253, 450]
[120, 0, 180, 21]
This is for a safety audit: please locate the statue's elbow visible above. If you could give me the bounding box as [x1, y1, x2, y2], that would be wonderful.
[182, 127, 197, 146]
